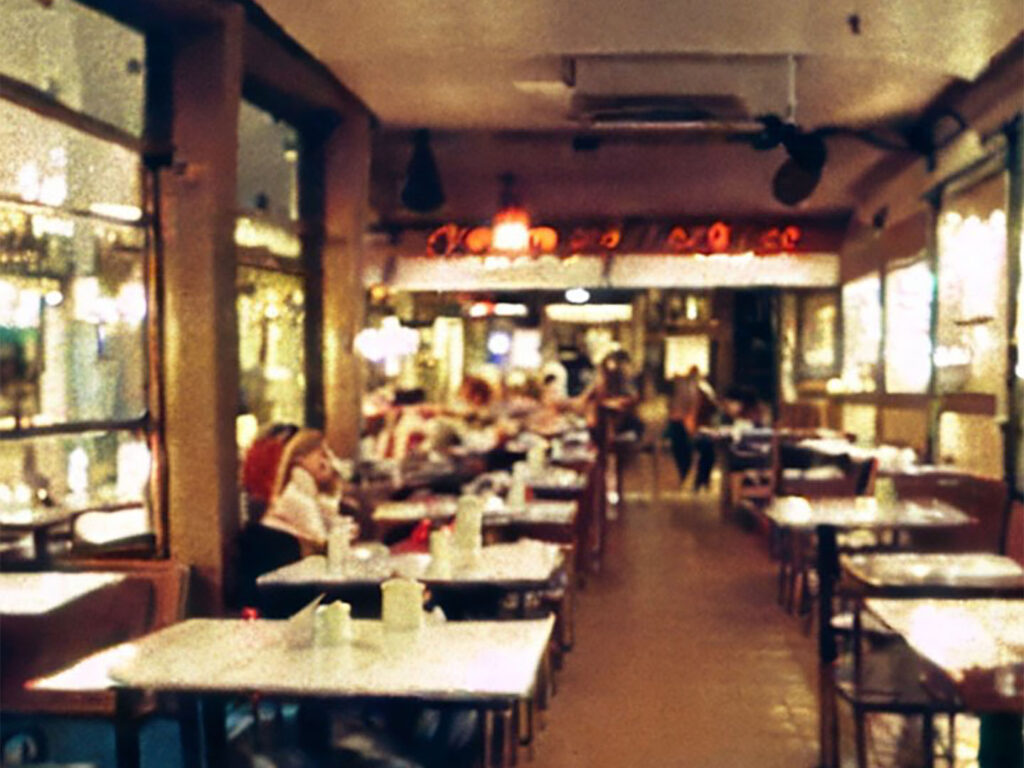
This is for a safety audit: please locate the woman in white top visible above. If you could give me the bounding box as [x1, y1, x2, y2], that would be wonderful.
[262, 428, 359, 553]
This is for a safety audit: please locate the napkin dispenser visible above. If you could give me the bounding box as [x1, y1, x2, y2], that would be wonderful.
[427, 527, 453, 577]
[454, 495, 484, 554]
[314, 600, 353, 645]
[326, 519, 353, 573]
[507, 463, 528, 509]
[527, 443, 547, 470]
[382, 578, 425, 631]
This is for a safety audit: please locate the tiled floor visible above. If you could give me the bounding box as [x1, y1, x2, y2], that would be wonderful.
[532, 453, 987, 768]
[532, 458, 820, 767]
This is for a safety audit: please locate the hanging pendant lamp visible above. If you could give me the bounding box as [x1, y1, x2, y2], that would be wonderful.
[400, 129, 445, 213]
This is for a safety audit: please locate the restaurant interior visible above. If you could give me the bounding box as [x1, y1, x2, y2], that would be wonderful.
[1, 0, 1023, 766]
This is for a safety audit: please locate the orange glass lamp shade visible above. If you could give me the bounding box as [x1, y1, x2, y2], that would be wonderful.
[528, 226, 558, 253]
[491, 206, 531, 252]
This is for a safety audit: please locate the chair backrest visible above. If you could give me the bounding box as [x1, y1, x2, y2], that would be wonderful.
[894, 473, 1009, 553]
[58, 559, 191, 631]
[777, 402, 822, 429]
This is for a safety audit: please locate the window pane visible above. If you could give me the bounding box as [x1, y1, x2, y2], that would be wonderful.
[237, 101, 299, 225]
[936, 177, 1008, 404]
[237, 267, 306, 432]
[0, 430, 150, 511]
[799, 291, 837, 377]
[0, 100, 142, 213]
[1, 202, 147, 426]
[841, 274, 881, 392]
[0, 0, 145, 136]
[885, 261, 933, 394]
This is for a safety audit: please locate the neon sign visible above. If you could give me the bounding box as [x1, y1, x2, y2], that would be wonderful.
[423, 220, 810, 257]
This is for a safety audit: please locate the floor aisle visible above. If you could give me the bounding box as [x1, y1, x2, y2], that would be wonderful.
[533, 459, 820, 767]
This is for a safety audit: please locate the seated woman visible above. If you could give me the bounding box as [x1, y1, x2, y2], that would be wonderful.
[241, 422, 299, 521]
[262, 428, 360, 555]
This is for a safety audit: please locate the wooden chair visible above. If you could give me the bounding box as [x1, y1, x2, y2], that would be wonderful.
[9, 560, 191, 717]
[894, 473, 1008, 553]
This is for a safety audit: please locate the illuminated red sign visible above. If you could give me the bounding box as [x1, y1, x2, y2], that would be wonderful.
[420, 219, 830, 257]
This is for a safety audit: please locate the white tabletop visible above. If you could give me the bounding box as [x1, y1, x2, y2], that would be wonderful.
[843, 553, 1024, 590]
[110, 616, 554, 701]
[372, 497, 576, 526]
[865, 598, 1024, 680]
[765, 496, 973, 530]
[0, 572, 126, 616]
[0, 505, 79, 530]
[257, 540, 565, 589]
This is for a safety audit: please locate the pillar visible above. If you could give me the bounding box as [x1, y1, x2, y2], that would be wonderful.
[160, 7, 243, 614]
[321, 114, 372, 456]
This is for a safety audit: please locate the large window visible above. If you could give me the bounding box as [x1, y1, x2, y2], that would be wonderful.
[936, 174, 1009, 401]
[884, 260, 933, 394]
[1, 2, 154, 550]
[840, 274, 881, 393]
[235, 102, 306, 449]
[797, 291, 838, 380]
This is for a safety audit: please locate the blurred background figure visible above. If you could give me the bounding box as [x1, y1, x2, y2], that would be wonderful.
[667, 365, 719, 490]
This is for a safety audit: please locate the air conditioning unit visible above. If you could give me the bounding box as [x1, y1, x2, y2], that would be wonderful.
[565, 54, 789, 132]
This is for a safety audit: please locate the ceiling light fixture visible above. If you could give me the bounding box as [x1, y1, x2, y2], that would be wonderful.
[401, 129, 445, 213]
[565, 287, 590, 304]
[491, 173, 531, 252]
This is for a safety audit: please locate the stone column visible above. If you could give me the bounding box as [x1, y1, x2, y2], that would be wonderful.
[160, 7, 243, 614]
[321, 114, 372, 457]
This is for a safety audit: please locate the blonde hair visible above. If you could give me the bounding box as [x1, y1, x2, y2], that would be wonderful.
[270, 428, 328, 501]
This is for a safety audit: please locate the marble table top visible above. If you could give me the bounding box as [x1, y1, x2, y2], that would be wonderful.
[109, 616, 554, 700]
[0, 505, 80, 530]
[843, 553, 1024, 591]
[765, 496, 973, 530]
[0, 572, 126, 616]
[258, 540, 565, 589]
[865, 598, 1024, 680]
[372, 497, 577, 526]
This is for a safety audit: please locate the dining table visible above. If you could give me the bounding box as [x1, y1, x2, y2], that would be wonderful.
[102, 615, 555, 768]
[865, 597, 1024, 767]
[256, 539, 570, 625]
[842, 552, 1024, 597]
[765, 495, 975, 768]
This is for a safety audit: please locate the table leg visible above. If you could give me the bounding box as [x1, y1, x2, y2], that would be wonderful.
[31, 529, 50, 567]
[178, 695, 203, 766]
[202, 695, 228, 767]
[816, 524, 839, 768]
[113, 689, 141, 768]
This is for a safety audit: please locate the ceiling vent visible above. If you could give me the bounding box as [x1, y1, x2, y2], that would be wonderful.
[565, 54, 790, 132]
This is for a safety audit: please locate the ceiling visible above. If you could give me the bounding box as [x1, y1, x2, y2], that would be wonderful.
[257, 0, 1024, 222]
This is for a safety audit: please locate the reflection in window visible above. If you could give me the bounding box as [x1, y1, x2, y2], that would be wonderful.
[0, 0, 145, 136]
[0, 430, 150, 510]
[0, 100, 141, 213]
[237, 267, 306, 432]
[237, 101, 299, 226]
[838, 275, 881, 393]
[937, 206, 1008, 401]
[1, 203, 147, 427]
[885, 261, 933, 394]
[798, 291, 837, 378]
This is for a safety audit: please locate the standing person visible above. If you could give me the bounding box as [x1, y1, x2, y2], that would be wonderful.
[667, 366, 702, 489]
[691, 373, 720, 491]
